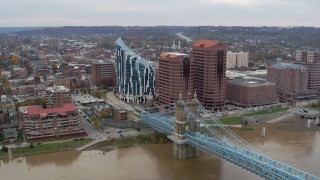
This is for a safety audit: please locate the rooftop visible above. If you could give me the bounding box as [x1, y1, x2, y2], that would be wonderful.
[193, 40, 221, 48]
[30, 60, 48, 66]
[46, 86, 70, 93]
[160, 52, 188, 59]
[27, 103, 77, 118]
[3, 128, 18, 139]
[92, 60, 113, 65]
[271, 62, 304, 69]
[228, 77, 274, 87]
[116, 37, 154, 68]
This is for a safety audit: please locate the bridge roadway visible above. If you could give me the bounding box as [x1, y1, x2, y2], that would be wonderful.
[141, 106, 320, 180]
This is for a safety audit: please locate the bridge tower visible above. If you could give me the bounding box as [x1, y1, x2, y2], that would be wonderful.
[172, 92, 200, 159]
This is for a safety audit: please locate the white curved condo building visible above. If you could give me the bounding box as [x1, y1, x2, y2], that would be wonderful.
[115, 37, 155, 103]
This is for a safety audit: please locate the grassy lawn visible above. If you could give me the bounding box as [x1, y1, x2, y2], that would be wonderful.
[246, 108, 288, 117]
[219, 117, 242, 125]
[205, 116, 242, 125]
[38, 136, 87, 143]
[12, 138, 91, 157]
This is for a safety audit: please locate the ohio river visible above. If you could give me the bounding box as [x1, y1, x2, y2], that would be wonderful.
[1, 122, 320, 180]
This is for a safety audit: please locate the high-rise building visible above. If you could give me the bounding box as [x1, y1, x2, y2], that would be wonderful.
[267, 62, 317, 102]
[91, 60, 116, 87]
[295, 50, 320, 93]
[115, 37, 155, 103]
[226, 51, 249, 69]
[295, 50, 320, 63]
[227, 77, 277, 107]
[191, 40, 227, 109]
[158, 52, 192, 105]
[305, 63, 320, 92]
[47, 38, 60, 49]
[46, 86, 71, 108]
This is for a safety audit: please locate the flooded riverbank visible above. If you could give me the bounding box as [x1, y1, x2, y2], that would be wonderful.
[0, 122, 319, 180]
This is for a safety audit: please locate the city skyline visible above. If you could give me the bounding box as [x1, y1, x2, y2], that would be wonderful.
[0, 0, 319, 27]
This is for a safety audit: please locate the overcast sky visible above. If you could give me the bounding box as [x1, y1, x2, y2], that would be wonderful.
[0, 0, 319, 27]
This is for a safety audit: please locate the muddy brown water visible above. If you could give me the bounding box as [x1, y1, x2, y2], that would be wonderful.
[1, 122, 320, 180]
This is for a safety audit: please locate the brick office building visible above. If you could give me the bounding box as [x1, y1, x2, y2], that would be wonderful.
[295, 50, 320, 93]
[267, 62, 317, 102]
[227, 77, 278, 107]
[91, 60, 116, 87]
[158, 52, 193, 105]
[191, 40, 227, 109]
[11, 85, 39, 97]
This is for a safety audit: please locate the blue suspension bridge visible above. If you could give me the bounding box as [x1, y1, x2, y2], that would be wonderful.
[140, 93, 320, 180]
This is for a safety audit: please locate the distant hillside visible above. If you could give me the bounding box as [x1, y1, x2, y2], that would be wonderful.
[15, 26, 185, 37]
[0, 27, 48, 34]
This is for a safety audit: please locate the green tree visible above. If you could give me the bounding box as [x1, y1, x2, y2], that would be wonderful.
[100, 110, 108, 118]
[90, 115, 97, 122]
[35, 98, 41, 105]
[90, 115, 102, 130]
[1, 76, 8, 84]
[1, 76, 11, 95]
[1, 146, 8, 153]
[0, 133, 4, 142]
[43, 75, 47, 82]
[52, 63, 59, 72]
[17, 130, 24, 141]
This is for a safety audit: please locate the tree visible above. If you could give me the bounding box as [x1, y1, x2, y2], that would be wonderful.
[3, 84, 11, 95]
[1, 146, 8, 153]
[100, 110, 108, 118]
[35, 98, 41, 105]
[11, 55, 20, 65]
[90, 115, 102, 130]
[52, 63, 59, 72]
[90, 115, 97, 123]
[1, 76, 8, 84]
[98, 39, 115, 50]
[0, 134, 4, 142]
[43, 75, 47, 82]
[1, 76, 11, 95]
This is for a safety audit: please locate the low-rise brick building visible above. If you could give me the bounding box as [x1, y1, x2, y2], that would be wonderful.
[11, 85, 39, 97]
[227, 77, 278, 107]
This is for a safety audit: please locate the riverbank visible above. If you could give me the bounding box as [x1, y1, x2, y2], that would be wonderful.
[0, 138, 92, 159]
[84, 133, 170, 152]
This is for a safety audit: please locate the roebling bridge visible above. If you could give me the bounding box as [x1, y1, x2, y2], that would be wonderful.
[141, 93, 319, 180]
